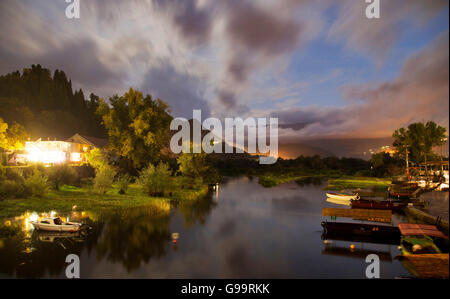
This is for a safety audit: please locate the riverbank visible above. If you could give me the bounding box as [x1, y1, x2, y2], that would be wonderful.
[324, 177, 391, 192]
[0, 183, 208, 219]
[257, 173, 391, 192]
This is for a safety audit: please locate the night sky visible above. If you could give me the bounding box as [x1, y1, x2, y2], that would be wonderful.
[0, 0, 448, 141]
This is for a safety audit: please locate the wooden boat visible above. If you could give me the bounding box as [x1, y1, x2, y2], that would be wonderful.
[321, 221, 400, 239]
[398, 223, 449, 255]
[351, 198, 407, 212]
[31, 217, 81, 232]
[388, 182, 419, 199]
[326, 192, 359, 202]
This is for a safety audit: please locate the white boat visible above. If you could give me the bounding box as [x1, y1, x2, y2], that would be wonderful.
[31, 217, 81, 232]
[326, 197, 351, 206]
[326, 192, 359, 202]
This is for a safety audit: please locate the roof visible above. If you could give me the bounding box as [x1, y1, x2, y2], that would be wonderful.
[66, 133, 108, 148]
[398, 223, 448, 239]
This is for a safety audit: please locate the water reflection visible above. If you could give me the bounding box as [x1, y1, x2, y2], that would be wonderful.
[0, 178, 414, 278]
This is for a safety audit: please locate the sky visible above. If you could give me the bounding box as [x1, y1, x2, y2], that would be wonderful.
[0, 0, 448, 142]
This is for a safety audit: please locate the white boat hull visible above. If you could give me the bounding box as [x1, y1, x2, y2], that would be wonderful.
[31, 222, 81, 232]
[326, 193, 358, 202]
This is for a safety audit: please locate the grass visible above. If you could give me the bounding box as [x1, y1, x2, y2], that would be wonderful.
[0, 183, 208, 219]
[324, 176, 391, 192]
[258, 174, 324, 188]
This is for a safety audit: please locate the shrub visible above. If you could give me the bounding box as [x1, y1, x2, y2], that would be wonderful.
[47, 164, 78, 190]
[0, 179, 28, 199]
[86, 148, 108, 170]
[93, 166, 116, 195]
[24, 170, 50, 197]
[116, 174, 131, 194]
[137, 163, 173, 197]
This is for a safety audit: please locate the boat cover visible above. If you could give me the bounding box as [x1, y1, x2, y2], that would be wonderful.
[398, 223, 448, 239]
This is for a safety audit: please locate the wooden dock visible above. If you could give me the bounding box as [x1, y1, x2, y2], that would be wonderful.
[323, 208, 392, 223]
[403, 206, 449, 236]
[397, 254, 449, 279]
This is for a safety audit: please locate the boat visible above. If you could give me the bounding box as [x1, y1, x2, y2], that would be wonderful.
[326, 197, 351, 206]
[31, 217, 82, 232]
[398, 223, 449, 255]
[326, 192, 359, 202]
[388, 182, 419, 199]
[321, 221, 400, 240]
[351, 198, 407, 212]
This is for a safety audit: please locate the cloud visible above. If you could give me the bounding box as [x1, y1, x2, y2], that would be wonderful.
[328, 0, 448, 64]
[273, 32, 449, 139]
[141, 62, 211, 118]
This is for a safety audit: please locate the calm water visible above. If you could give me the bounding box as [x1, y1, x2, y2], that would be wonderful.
[0, 176, 412, 278]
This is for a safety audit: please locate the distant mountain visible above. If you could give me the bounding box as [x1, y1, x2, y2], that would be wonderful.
[283, 137, 395, 160]
[278, 143, 334, 159]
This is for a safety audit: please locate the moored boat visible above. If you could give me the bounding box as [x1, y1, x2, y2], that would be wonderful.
[31, 217, 81, 232]
[398, 223, 449, 255]
[326, 192, 359, 202]
[351, 198, 407, 212]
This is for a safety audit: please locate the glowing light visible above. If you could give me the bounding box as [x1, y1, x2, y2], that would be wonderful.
[25, 141, 68, 164]
[50, 211, 56, 218]
[71, 152, 82, 162]
[29, 213, 39, 222]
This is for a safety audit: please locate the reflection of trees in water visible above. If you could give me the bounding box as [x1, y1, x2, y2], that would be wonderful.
[95, 207, 171, 272]
[177, 193, 217, 228]
[295, 177, 323, 187]
[0, 223, 96, 278]
[0, 196, 217, 277]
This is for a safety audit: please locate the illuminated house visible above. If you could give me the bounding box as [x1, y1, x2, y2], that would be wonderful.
[24, 133, 107, 165]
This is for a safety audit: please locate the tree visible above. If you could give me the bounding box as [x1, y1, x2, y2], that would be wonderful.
[86, 148, 108, 170]
[137, 162, 173, 196]
[0, 118, 28, 151]
[178, 152, 219, 186]
[97, 88, 173, 170]
[393, 121, 447, 177]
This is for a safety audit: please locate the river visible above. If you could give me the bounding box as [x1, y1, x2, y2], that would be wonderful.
[0, 176, 412, 278]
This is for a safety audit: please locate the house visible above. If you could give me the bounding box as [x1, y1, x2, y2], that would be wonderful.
[21, 134, 107, 165]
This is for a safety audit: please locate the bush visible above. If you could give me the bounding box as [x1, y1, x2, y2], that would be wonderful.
[0, 179, 29, 199]
[47, 164, 78, 190]
[24, 170, 50, 197]
[137, 163, 173, 197]
[93, 166, 116, 195]
[116, 174, 131, 194]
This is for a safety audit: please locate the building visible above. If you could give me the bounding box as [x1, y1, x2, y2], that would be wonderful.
[21, 133, 107, 165]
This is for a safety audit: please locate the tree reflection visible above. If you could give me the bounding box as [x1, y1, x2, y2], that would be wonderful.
[95, 207, 172, 272]
[177, 193, 217, 228]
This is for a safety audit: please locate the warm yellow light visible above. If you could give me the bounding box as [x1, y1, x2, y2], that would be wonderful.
[71, 152, 82, 162]
[26, 146, 66, 164]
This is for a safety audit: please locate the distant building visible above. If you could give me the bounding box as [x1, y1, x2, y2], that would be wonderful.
[20, 133, 107, 165]
[368, 145, 397, 156]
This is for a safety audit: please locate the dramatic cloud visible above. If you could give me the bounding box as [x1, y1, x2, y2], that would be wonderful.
[0, 0, 448, 140]
[273, 33, 449, 139]
[329, 0, 448, 63]
[141, 62, 211, 118]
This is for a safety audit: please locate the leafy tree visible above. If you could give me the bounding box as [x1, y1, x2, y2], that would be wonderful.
[0, 65, 105, 139]
[93, 166, 116, 195]
[0, 118, 28, 152]
[97, 88, 173, 170]
[137, 162, 173, 196]
[393, 121, 447, 165]
[24, 169, 50, 197]
[86, 148, 108, 170]
[178, 152, 219, 186]
[47, 164, 78, 190]
[116, 174, 132, 194]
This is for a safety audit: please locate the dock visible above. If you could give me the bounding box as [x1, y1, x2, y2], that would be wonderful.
[397, 254, 449, 279]
[322, 208, 392, 223]
[403, 206, 449, 236]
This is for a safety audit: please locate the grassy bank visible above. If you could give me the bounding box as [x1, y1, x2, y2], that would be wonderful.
[324, 177, 391, 192]
[258, 174, 328, 188]
[0, 183, 208, 219]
